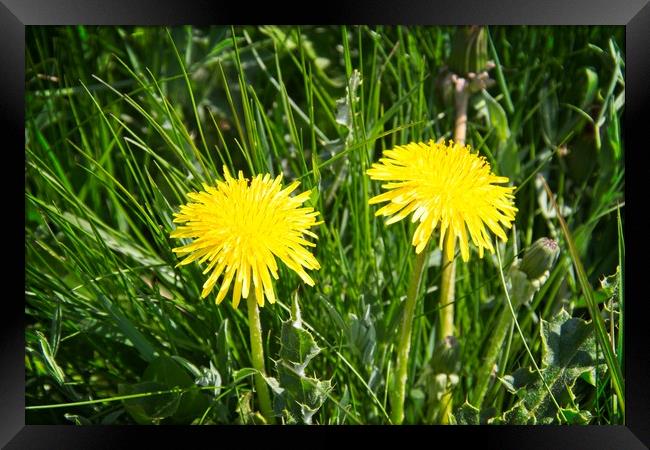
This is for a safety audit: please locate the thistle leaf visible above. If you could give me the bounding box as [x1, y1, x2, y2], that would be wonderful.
[273, 298, 332, 424]
[500, 309, 604, 424]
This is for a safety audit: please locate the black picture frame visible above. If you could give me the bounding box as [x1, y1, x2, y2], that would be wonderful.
[6, 1, 649, 448]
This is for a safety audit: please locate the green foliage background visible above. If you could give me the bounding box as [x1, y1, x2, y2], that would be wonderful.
[25, 25, 624, 424]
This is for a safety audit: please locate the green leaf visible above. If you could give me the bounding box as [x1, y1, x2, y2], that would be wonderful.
[452, 401, 496, 425]
[35, 330, 66, 385]
[216, 319, 232, 381]
[119, 381, 181, 424]
[64, 413, 92, 425]
[579, 68, 599, 111]
[121, 356, 209, 424]
[236, 391, 268, 425]
[143, 355, 194, 387]
[49, 295, 63, 356]
[61, 212, 175, 284]
[560, 407, 592, 424]
[100, 409, 125, 425]
[233, 367, 258, 382]
[196, 361, 222, 396]
[454, 401, 479, 425]
[500, 310, 603, 424]
[539, 84, 558, 144]
[172, 387, 210, 424]
[273, 298, 332, 424]
[263, 375, 285, 396]
[502, 402, 535, 425]
[171, 355, 202, 378]
[145, 356, 210, 423]
[347, 302, 377, 366]
[279, 319, 321, 378]
[480, 90, 510, 141]
[99, 295, 158, 363]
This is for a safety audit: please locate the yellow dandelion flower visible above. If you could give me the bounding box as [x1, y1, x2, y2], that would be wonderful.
[367, 140, 517, 261]
[170, 166, 321, 308]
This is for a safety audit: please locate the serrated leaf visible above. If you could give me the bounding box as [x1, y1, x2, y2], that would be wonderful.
[503, 367, 537, 395]
[453, 402, 496, 425]
[263, 375, 285, 396]
[502, 402, 535, 425]
[196, 361, 222, 396]
[455, 401, 480, 425]
[279, 317, 321, 377]
[294, 377, 333, 424]
[501, 310, 604, 424]
[273, 299, 331, 424]
[559, 407, 592, 424]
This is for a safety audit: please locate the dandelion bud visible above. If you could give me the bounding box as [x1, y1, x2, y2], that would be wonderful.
[507, 238, 559, 306]
[519, 237, 560, 283]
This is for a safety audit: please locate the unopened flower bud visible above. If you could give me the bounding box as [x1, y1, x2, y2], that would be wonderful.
[519, 238, 560, 282]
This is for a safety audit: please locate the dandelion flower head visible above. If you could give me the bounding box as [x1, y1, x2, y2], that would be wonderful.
[170, 166, 321, 307]
[367, 140, 517, 261]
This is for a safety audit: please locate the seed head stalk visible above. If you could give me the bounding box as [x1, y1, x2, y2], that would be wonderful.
[247, 290, 275, 424]
[434, 76, 469, 424]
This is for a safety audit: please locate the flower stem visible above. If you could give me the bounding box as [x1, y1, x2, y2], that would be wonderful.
[436, 233, 456, 424]
[247, 291, 275, 424]
[390, 248, 428, 425]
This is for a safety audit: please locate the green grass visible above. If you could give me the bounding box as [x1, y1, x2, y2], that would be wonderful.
[25, 25, 624, 425]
